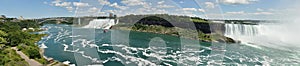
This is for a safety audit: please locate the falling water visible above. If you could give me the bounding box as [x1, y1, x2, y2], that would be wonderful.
[83, 19, 118, 29]
[224, 22, 300, 50]
[224, 24, 260, 44]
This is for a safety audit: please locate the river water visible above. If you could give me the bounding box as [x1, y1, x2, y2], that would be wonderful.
[37, 24, 300, 66]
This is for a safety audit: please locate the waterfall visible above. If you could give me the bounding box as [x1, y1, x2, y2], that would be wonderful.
[83, 19, 118, 29]
[224, 24, 260, 44]
[225, 22, 300, 49]
[225, 24, 259, 38]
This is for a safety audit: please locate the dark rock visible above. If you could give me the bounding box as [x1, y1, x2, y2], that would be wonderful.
[225, 37, 236, 43]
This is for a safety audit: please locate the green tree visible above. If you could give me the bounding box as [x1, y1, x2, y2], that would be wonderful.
[7, 31, 30, 46]
[0, 30, 7, 44]
[25, 46, 41, 59]
[0, 30, 8, 50]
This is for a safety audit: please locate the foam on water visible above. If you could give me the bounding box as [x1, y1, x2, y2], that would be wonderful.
[61, 40, 205, 65]
[39, 43, 48, 48]
[63, 61, 71, 65]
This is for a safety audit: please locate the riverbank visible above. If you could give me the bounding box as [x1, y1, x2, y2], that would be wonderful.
[28, 29, 69, 66]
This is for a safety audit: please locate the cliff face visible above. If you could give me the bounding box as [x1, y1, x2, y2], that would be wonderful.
[193, 22, 225, 34]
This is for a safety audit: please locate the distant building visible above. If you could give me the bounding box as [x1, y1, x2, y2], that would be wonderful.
[18, 16, 24, 20]
[11, 18, 20, 22]
[109, 13, 113, 18]
[0, 15, 6, 22]
[22, 28, 27, 31]
[0, 15, 6, 18]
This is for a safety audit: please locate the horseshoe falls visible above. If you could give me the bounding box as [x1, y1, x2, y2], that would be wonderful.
[224, 22, 300, 50]
[224, 24, 259, 44]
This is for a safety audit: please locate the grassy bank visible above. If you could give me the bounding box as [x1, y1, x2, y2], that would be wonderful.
[0, 48, 29, 66]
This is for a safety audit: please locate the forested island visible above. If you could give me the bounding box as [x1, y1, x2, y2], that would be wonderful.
[113, 14, 235, 43]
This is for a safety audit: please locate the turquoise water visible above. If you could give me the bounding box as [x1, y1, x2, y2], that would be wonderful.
[38, 24, 300, 66]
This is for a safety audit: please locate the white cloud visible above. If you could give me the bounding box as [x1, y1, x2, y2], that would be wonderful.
[156, 9, 168, 13]
[198, 9, 205, 12]
[121, 0, 146, 6]
[158, 1, 165, 4]
[51, 0, 62, 4]
[98, 12, 106, 14]
[109, 3, 128, 10]
[176, 8, 204, 17]
[65, 6, 73, 12]
[47, 0, 204, 17]
[252, 12, 273, 15]
[105, 10, 118, 13]
[43, 1, 48, 4]
[220, 0, 258, 5]
[256, 8, 264, 11]
[50, 0, 73, 12]
[226, 11, 273, 15]
[56, 2, 71, 7]
[226, 11, 246, 15]
[205, 2, 215, 8]
[88, 7, 99, 13]
[120, 0, 152, 9]
[182, 8, 198, 11]
[98, 0, 110, 5]
[268, 9, 275, 11]
[109, 2, 118, 7]
[51, 0, 71, 7]
[157, 5, 174, 8]
[179, 1, 184, 3]
[73, 2, 90, 7]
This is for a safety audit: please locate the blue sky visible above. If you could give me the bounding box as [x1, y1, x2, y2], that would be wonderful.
[0, 0, 72, 18]
[0, 0, 297, 19]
